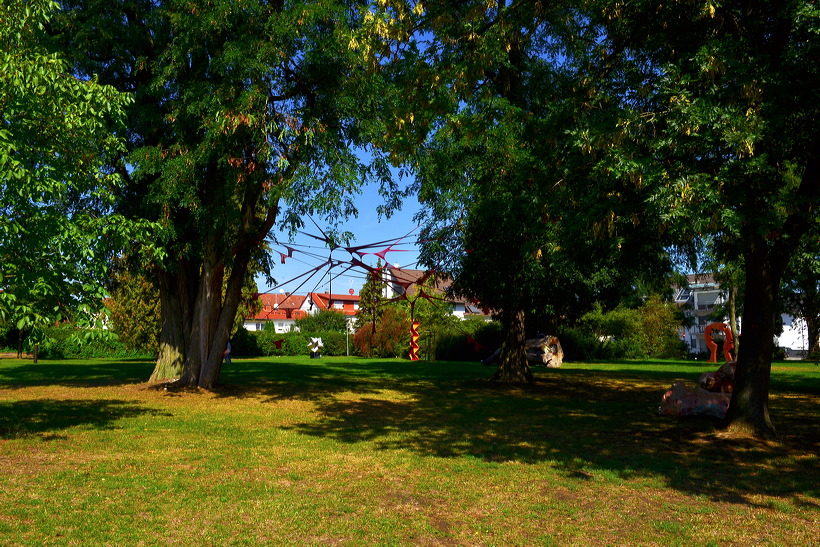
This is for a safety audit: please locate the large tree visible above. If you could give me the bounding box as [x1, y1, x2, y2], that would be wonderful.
[0, 0, 135, 348]
[361, 0, 674, 381]
[597, 0, 820, 437]
[55, 0, 394, 387]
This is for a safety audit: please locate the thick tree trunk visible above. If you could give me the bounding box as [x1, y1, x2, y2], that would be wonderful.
[492, 307, 533, 383]
[178, 258, 219, 387]
[151, 263, 197, 382]
[198, 247, 251, 388]
[151, 244, 254, 389]
[147, 154, 280, 388]
[807, 317, 820, 358]
[725, 159, 819, 437]
[150, 269, 192, 382]
[724, 237, 784, 438]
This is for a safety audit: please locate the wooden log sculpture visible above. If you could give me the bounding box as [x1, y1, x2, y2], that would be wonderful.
[482, 335, 564, 368]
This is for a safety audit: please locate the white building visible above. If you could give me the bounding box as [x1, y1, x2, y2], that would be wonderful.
[242, 293, 309, 333]
[242, 291, 361, 333]
[674, 273, 808, 356]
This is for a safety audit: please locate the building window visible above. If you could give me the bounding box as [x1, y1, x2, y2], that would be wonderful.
[334, 302, 343, 309]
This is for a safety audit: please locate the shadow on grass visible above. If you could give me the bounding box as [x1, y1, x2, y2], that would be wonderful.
[221, 358, 820, 509]
[0, 359, 155, 387]
[0, 398, 170, 440]
[3, 356, 818, 508]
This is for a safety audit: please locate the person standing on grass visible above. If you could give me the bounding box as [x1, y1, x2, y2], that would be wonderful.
[223, 341, 232, 365]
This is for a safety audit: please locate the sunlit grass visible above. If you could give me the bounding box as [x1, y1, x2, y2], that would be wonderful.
[1, 355, 818, 545]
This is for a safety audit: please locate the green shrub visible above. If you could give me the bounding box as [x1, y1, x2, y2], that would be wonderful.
[556, 326, 600, 361]
[282, 332, 309, 356]
[434, 318, 503, 361]
[312, 331, 348, 356]
[230, 328, 262, 357]
[38, 324, 151, 359]
[635, 295, 688, 359]
[353, 307, 410, 358]
[257, 326, 308, 356]
[563, 297, 688, 361]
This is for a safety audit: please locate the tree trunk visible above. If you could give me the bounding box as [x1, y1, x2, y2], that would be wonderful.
[724, 237, 784, 438]
[492, 307, 533, 383]
[147, 150, 280, 388]
[724, 156, 820, 437]
[807, 317, 819, 358]
[179, 250, 221, 387]
[728, 284, 739, 359]
[150, 242, 254, 389]
[195, 245, 251, 389]
[150, 269, 191, 382]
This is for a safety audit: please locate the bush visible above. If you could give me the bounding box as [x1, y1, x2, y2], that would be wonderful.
[635, 295, 688, 359]
[257, 326, 307, 356]
[556, 327, 600, 361]
[563, 297, 688, 361]
[281, 332, 310, 356]
[314, 331, 349, 356]
[38, 324, 152, 359]
[434, 318, 503, 361]
[353, 307, 410, 358]
[230, 327, 262, 357]
[254, 326, 351, 357]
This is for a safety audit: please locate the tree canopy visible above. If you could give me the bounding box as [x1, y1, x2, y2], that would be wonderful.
[0, 0, 137, 343]
[54, 0, 398, 387]
[357, 0, 819, 436]
[596, 0, 820, 436]
[361, 0, 675, 381]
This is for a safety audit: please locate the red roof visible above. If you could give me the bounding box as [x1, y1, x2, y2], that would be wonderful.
[387, 268, 448, 296]
[308, 292, 360, 316]
[247, 293, 307, 321]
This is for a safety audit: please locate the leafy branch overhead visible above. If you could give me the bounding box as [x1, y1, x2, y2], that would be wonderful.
[0, 0, 151, 337]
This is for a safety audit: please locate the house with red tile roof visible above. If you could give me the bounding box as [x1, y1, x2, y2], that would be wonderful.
[242, 272, 490, 334]
[306, 292, 361, 317]
[384, 267, 490, 319]
[242, 292, 309, 333]
[243, 291, 361, 333]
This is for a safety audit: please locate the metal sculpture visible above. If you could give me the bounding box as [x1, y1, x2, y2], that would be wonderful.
[704, 322, 735, 363]
[409, 320, 420, 361]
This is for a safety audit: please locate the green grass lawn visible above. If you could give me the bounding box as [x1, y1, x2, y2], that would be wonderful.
[1, 356, 818, 545]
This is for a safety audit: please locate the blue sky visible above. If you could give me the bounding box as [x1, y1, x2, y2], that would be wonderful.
[258, 187, 423, 296]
